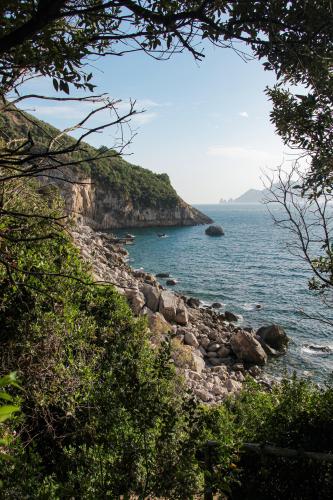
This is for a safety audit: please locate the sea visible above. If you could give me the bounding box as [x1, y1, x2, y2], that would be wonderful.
[116, 204, 333, 383]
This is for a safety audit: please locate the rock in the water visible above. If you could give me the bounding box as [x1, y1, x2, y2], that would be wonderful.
[166, 278, 178, 286]
[225, 311, 238, 323]
[256, 336, 283, 357]
[256, 324, 288, 350]
[205, 224, 224, 236]
[156, 272, 170, 278]
[211, 302, 222, 308]
[141, 284, 160, 312]
[230, 331, 267, 365]
[184, 331, 199, 348]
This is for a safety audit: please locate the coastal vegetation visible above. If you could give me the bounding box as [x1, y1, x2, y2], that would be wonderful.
[0, 1, 333, 498]
[0, 109, 179, 209]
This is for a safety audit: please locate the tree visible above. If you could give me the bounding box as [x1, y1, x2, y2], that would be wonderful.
[264, 162, 333, 326]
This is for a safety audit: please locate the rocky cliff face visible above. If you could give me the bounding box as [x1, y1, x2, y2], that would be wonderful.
[60, 175, 212, 229]
[1, 107, 212, 230]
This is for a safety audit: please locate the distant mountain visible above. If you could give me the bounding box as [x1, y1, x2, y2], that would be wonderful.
[231, 187, 268, 204]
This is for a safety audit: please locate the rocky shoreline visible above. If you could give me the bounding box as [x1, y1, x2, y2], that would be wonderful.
[71, 224, 288, 404]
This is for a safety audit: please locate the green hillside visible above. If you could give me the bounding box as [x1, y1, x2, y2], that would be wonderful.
[0, 107, 179, 208]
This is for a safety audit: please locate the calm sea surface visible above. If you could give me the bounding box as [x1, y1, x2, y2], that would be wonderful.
[116, 204, 333, 382]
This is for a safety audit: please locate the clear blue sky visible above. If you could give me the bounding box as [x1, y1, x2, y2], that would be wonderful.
[20, 43, 288, 203]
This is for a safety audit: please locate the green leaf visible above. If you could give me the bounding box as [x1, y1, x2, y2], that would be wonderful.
[52, 78, 59, 91]
[0, 392, 13, 402]
[0, 373, 20, 389]
[0, 405, 20, 423]
[59, 80, 70, 94]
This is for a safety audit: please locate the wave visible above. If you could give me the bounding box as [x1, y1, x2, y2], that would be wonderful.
[242, 303, 263, 311]
[301, 343, 333, 355]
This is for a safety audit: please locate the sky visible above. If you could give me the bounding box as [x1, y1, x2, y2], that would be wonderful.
[17, 43, 291, 204]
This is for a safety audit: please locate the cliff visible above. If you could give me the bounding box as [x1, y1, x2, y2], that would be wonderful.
[0, 107, 212, 229]
[61, 175, 211, 229]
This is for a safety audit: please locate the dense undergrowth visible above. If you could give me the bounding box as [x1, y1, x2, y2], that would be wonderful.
[0, 179, 332, 499]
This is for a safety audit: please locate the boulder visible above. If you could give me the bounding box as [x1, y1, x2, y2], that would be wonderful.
[256, 324, 288, 350]
[124, 287, 140, 299]
[175, 298, 189, 325]
[255, 336, 283, 357]
[156, 272, 170, 278]
[185, 370, 203, 383]
[224, 311, 238, 323]
[207, 351, 218, 358]
[144, 273, 156, 284]
[146, 310, 172, 336]
[209, 357, 223, 366]
[205, 224, 224, 236]
[207, 342, 221, 352]
[230, 331, 267, 365]
[200, 336, 210, 349]
[141, 284, 160, 312]
[130, 291, 145, 315]
[159, 290, 177, 322]
[184, 331, 199, 348]
[187, 297, 200, 308]
[133, 269, 146, 278]
[217, 346, 231, 358]
[172, 340, 205, 374]
[159, 292, 188, 325]
[194, 388, 211, 402]
[191, 352, 206, 374]
[166, 278, 178, 286]
[211, 302, 222, 308]
[226, 379, 242, 393]
[232, 362, 245, 373]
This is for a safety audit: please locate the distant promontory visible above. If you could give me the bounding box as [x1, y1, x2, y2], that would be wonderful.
[220, 187, 268, 204]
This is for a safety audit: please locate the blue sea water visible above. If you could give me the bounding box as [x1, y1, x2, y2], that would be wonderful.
[117, 204, 333, 382]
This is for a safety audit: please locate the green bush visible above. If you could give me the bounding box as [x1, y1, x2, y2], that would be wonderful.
[0, 163, 332, 499]
[227, 378, 333, 500]
[0, 180, 201, 498]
